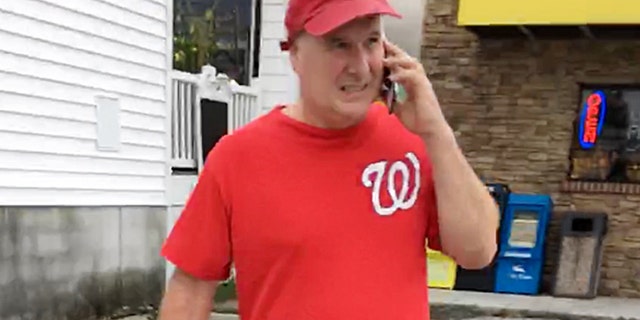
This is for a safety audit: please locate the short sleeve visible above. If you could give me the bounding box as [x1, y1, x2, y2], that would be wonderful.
[423, 159, 442, 251]
[425, 180, 442, 251]
[161, 151, 232, 281]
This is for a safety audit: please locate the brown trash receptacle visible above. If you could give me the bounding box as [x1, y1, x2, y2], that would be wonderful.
[551, 212, 608, 299]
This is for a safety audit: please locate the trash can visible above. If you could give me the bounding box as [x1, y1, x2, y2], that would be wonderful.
[453, 183, 510, 292]
[551, 212, 608, 299]
[494, 193, 553, 295]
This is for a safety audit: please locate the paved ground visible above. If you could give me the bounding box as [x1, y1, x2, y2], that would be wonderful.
[210, 315, 237, 320]
[465, 318, 559, 320]
[119, 288, 640, 320]
[429, 288, 640, 319]
[207, 316, 560, 320]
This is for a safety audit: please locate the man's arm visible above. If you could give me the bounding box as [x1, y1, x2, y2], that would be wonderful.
[158, 137, 234, 319]
[423, 123, 499, 270]
[158, 269, 218, 320]
[380, 40, 498, 269]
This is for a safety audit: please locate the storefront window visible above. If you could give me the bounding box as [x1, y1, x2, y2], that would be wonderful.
[569, 86, 640, 183]
[173, 0, 261, 85]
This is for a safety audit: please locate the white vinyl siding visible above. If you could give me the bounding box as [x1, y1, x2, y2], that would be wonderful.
[0, 0, 169, 206]
[258, 0, 298, 114]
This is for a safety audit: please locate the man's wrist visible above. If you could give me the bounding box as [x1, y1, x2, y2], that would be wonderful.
[419, 121, 457, 151]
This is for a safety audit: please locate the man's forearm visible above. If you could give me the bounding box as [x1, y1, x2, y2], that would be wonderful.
[158, 270, 218, 320]
[422, 124, 499, 269]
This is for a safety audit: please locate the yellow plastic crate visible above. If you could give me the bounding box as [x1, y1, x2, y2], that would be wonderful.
[426, 248, 457, 289]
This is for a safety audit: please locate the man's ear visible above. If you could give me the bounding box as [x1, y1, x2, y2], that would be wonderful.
[288, 42, 300, 73]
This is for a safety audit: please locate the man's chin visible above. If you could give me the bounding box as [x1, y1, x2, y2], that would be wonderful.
[336, 93, 377, 108]
[335, 100, 372, 116]
[336, 102, 371, 124]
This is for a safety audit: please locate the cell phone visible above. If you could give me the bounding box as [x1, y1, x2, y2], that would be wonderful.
[381, 65, 397, 114]
[380, 32, 398, 114]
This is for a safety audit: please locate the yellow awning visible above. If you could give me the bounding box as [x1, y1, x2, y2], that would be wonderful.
[458, 0, 640, 26]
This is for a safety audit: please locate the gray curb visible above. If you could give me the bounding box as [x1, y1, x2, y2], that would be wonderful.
[430, 303, 638, 320]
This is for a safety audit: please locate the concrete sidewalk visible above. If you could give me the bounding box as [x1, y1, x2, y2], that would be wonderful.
[207, 288, 640, 320]
[428, 288, 640, 319]
[210, 314, 238, 320]
[122, 288, 640, 320]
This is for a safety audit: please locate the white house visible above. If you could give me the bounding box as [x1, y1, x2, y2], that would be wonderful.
[0, 0, 425, 318]
[0, 0, 281, 315]
[0, 0, 176, 318]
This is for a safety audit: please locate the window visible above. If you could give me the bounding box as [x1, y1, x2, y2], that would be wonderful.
[568, 85, 640, 183]
[173, 0, 261, 85]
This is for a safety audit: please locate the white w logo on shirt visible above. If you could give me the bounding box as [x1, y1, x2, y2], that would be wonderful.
[361, 152, 421, 216]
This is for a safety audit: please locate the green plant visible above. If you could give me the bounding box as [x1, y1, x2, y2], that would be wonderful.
[173, 0, 221, 73]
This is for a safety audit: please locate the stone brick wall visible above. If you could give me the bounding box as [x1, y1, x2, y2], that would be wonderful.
[422, 0, 640, 298]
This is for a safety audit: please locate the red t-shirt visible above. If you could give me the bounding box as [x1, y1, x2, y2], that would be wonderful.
[161, 102, 442, 320]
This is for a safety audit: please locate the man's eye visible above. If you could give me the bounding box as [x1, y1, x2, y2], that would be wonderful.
[333, 41, 349, 49]
[368, 37, 380, 45]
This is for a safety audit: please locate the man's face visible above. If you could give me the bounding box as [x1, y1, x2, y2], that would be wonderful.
[290, 16, 385, 126]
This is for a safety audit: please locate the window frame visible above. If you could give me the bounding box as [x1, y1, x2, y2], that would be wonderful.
[564, 83, 640, 194]
[171, 0, 261, 85]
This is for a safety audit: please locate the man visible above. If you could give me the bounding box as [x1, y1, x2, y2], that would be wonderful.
[158, 0, 499, 319]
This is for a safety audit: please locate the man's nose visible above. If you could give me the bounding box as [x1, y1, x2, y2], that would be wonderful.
[346, 46, 371, 76]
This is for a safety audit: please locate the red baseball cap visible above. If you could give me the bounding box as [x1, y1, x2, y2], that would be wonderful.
[281, 0, 401, 51]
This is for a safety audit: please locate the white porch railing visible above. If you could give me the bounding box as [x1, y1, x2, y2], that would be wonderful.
[229, 83, 260, 135]
[170, 70, 198, 169]
[170, 65, 261, 170]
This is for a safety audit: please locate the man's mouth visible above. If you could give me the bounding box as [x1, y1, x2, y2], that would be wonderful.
[340, 83, 368, 93]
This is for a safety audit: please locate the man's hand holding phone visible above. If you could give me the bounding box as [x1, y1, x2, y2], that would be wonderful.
[382, 40, 449, 139]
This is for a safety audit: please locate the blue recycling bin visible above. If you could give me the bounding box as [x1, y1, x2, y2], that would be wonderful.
[495, 193, 552, 295]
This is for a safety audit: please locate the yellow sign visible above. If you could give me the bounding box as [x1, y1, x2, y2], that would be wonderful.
[458, 0, 640, 26]
[426, 249, 457, 289]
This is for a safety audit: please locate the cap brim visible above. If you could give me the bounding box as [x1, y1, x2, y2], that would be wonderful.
[304, 0, 402, 36]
